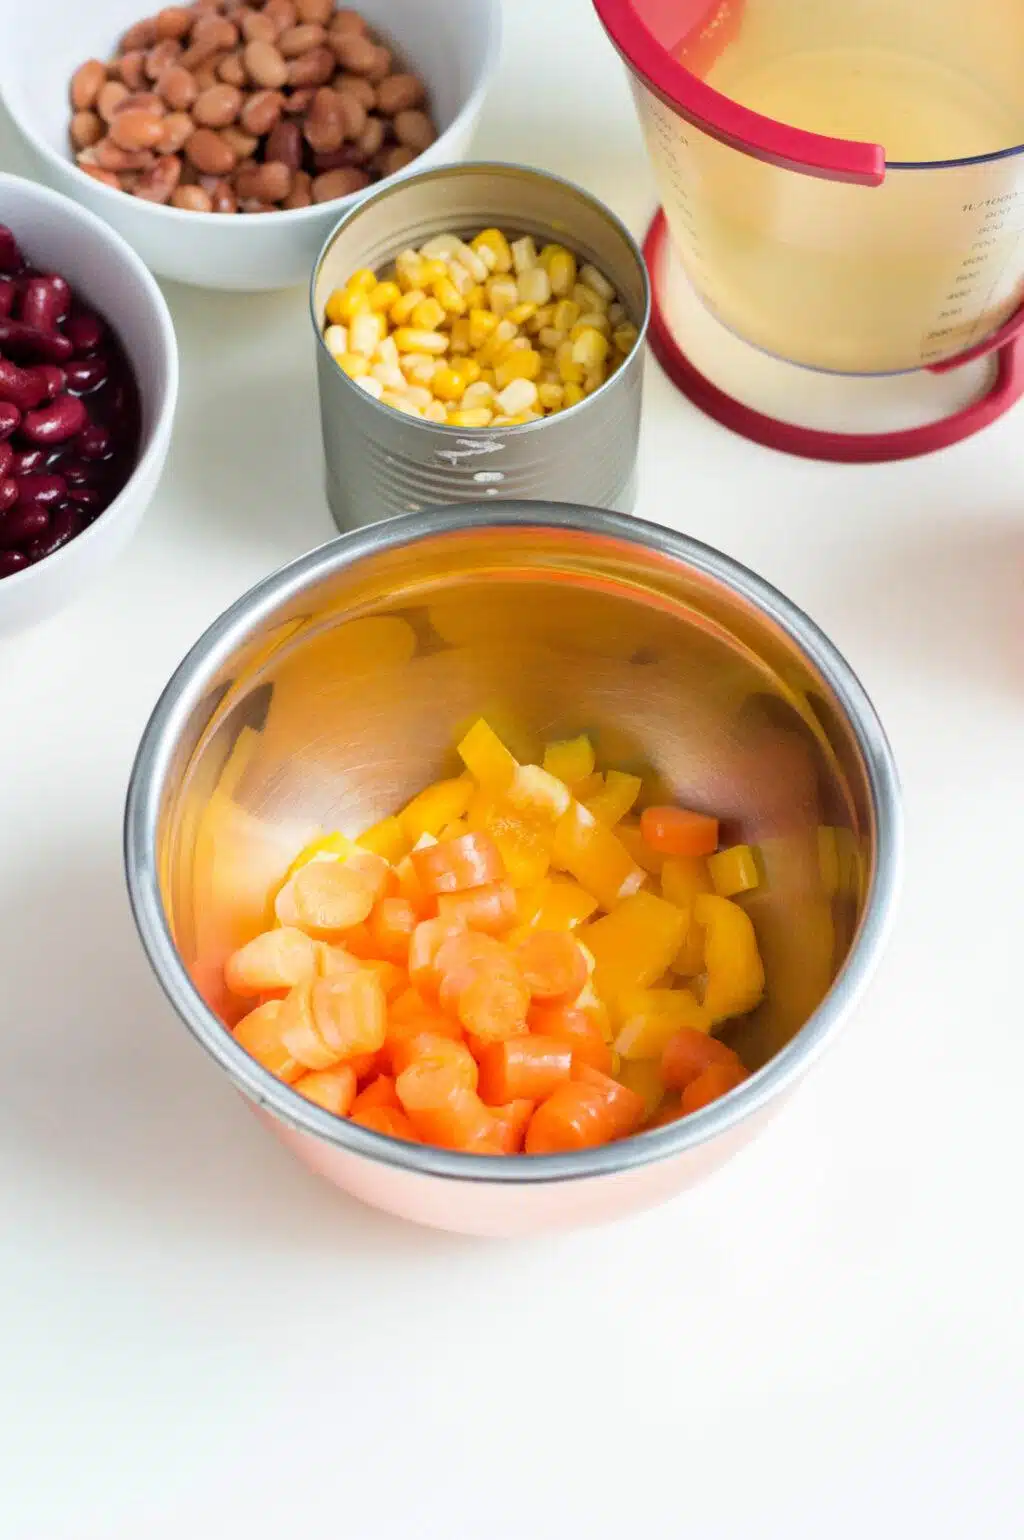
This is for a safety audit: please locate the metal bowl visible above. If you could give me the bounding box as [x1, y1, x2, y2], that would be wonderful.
[125, 504, 901, 1236]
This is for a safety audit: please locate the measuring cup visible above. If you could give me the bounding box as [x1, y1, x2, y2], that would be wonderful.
[594, 0, 1024, 375]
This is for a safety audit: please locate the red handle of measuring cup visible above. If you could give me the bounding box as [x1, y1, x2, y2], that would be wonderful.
[592, 0, 886, 186]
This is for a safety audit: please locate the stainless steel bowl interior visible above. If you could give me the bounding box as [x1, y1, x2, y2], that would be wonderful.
[126, 505, 901, 1182]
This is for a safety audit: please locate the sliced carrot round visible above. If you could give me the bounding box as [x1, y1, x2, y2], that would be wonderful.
[388, 1023, 472, 1078]
[660, 1027, 745, 1092]
[310, 968, 387, 1060]
[477, 1036, 573, 1106]
[436, 932, 512, 1012]
[392, 1033, 478, 1089]
[347, 1048, 387, 1082]
[408, 916, 466, 992]
[680, 1060, 748, 1115]
[288, 861, 377, 936]
[278, 980, 340, 1071]
[225, 928, 318, 997]
[295, 1063, 357, 1117]
[524, 1084, 616, 1154]
[411, 832, 505, 896]
[486, 1098, 535, 1154]
[514, 930, 589, 1003]
[527, 1004, 613, 1074]
[234, 999, 303, 1083]
[571, 1063, 646, 1139]
[453, 962, 530, 1044]
[368, 896, 419, 963]
[436, 880, 517, 935]
[351, 1105, 421, 1142]
[350, 1074, 402, 1116]
[640, 806, 720, 858]
[396, 1054, 496, 1149]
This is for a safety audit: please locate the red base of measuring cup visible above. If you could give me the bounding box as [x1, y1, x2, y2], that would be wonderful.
[644, 209, 1024, 463]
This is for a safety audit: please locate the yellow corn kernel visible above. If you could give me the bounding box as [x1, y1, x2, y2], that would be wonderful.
[584, 364, 608, 395]
[449, 318, 472, 355]
[420, 257, 450, 286]
[420, 233, 461, 260]
[325, 287, 369, 325]
[557, 342, 585, 385]
[553, 299, 581, 333]
[518, 266, 552, 307]
[547, 247, 578, 297]
[349, 311, 385, 357]
[431, 364, 468, 403]
[453, 356, 482, 383]
[572, 327, 611, 369]
[395, 249, 428, 289]
[543, 734, 595, 786]
[371, 359, 406, 390]
[461, 380, 495, 410]
[447, 407, 494, 427]
[410, 296, 445, 332]
[458, 717, 518, 791]
[468, 307, 499, 350]
[479, 367, 497, 388]
[573, 281, 609, 314]
[390, 288, 425, 326]
[399, 776, 474, 842]
[527, 304, 556, 335]
[708, 844, 759, 898]
[563, 382, 586, 408]
[346, 267, 377, 295]
[572, 312, 612, 339]
[507, 302, 538, 327]
[495, 378, 539, 416]
[433, 277, 467, 316]
[539, 327, 567, 352]
[336, 351, 370, 379]
[454, 243, 488, 284]
[375, 334, 400, 368]
[424, 400, 448, 424]
[400, 354, 438, 388]
[475, 320, 518, 368]
[368, 279, 401, 313]
[403, 384, 435, 411]
[464, 283, 488, 309]
[472, 228, 514, 273]
[392, 327, 449, 356]
[323, 323, 348, 357]
[495, 348, 542, 388]
[357, 816, 411, 864]
[538, 381, 565, 412]
[614, 323, 640, 355]
[579, 263, 616, 302]
[488, 277, 519, 317]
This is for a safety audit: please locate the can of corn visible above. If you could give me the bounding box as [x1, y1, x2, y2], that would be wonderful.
[310, 162, 650, 533]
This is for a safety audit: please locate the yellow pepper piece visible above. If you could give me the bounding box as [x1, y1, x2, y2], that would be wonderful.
[356, 815, 410, 865]
[398, 776, 474, 843]
[708, 843, 759, 898]
[441, 817, 470, 840]
[579, 891, 688, 1006]
[584, 769, 642, 827]
[284, 831, 356, 881]
[552, 801, 646, 913]
[517, 875, 599, 931]
[616, 818, 665, 876]
[457, 717, 519, 792]
[694, 893, 766, 1024]
[670, 924, 706, 978]
[542, 734, 595, 786]
[471, 794, 553, 889]
[661, 854, 713, 910]
[570, 771, 604, 802]
[617, 1057, 666, 1120]
[613, 987, 708, 1060]
[507, 764, 572, 821]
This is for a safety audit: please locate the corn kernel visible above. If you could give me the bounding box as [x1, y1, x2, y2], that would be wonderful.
[336, 351, 370, 379]
[420, 233, 462, 261]
[461, 380, 495, 409]
[547, 248, 578, 297]
[475, 318, 519, 367]
[584, 364, 608, 394]
[553, 299, 581, 333]
[453, 357, 482, 386]
[371, 360, 407, 390]
[433, 277, 467, 316]
[446, 259, 473, 295]
[614, 323, 640, 355]
[511, 236, 538, 274]
[573, 312, 612, 338]
[609, 302, 627, 326]
[573, 281, 608, 314]
[563, 382, 585, 408]
[395, 249, 428, 289]
[390, 288, 425, 325]
[488, 277, 519, 317]
[579, 263, 616, 303]
[495, 378, 539, 415]
[539, 327, 567, 351]
[538, 381, 565, 411]
[479, 367, 497, 387]
[402, 385, 434, 410]
[381, 390, 423, 416]
[527, 304, 556, 334]
[455, 242, 488, 283]
[507, 302, 538, 327]
[572, 327, 610, 369]
[326, 287, 369, 325]
[346, 267, 377, 295]
[368, 280, 401, 313]
[472, 228, 513, 273]
[449, 318, 472, 354]
[349, 311, 384, 357]
[468, 308, 499, 350]
[519, 267, 552, 307]
[401, 355, 439, 388]
[393, 327, 449, 356]
[465, 284, 488, 309]
[375, 334, 399, 369]
[556, 342, 585, 385]
[447, 407, 494, 427]
[431, 364, 468, 403]
[495, 348, 542, 388]
[323, 323, 348, 357]
[424, 400, 448, 424]
[410, 296, 446, 331]
[355, 375, 384, 400]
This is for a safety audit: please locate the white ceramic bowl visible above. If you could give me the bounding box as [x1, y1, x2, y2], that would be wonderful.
[0, 0, 502, 292]
[0, 173, 177, 637]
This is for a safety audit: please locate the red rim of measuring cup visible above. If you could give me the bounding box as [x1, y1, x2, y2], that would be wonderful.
[592, 0, 886, 185]
[644, 209, 1024, 462]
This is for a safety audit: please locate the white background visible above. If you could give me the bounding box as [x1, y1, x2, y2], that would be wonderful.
[1, 2, 1021, 1535]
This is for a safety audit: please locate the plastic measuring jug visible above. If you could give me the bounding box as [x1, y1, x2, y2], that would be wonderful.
[594, 0, 1024, 375]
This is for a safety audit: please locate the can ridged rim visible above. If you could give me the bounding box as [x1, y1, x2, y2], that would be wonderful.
[308, 161, 652, 435]
[125, 504, 903, 1186]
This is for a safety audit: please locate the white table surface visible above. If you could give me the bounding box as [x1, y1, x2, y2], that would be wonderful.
[1, 3, 1021, 1535]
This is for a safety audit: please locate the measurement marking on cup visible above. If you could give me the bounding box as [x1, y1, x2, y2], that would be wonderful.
[435, 437, 505, 468]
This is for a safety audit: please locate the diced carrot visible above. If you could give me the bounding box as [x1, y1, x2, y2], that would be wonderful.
[408, 916, 466, 992]
[233, 1000, 303, 1083]
[225, 928, 319, 997]
[295, 1063, 358, 1117]
[411, 832, 505, 896]
[527, 1004, 614, 1074]
[437, 879, 517, 934]
[334, 923, 378, 959]
[368, 896, 419, 962]
[680, 1060, 748, 1114]
[350, 1105, 421, 1142]
[450, 961, 531, 1044]
[389, 985, 432, 1023]
[278, 980, 340, 1071]
[435, 932, 512, 1011]
[309, 969, 387, 1060]
[514, 930, 589, 1003]
[571, 1063, 646, 1139]
[387, 1022, 470, 1077]
[524, 1084, 617, 1153]
[347, 1048, 387, 1082]
[396, 1048, 496, 1149]
[486, 1098, 535, 1153]
[477, 1035, 573, 1105]
[350, 1074, 402, 1115]
[640, 806, 720, 858]
[347, 849, 396, 902]
[660, 1027, 746, 1092]
[362, 959, 407, 1001]
[285, 860, 377, 937]
[315, 943, 364, 978]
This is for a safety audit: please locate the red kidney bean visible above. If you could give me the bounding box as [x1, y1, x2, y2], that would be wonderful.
[31, 365, 67, 401]
[15, 473, 67, 507]
[0, 402, 22, 440]
[0, 226, 24, 274]
[0, 279, 16, 317]
[10, 447, 47, 476]
[74, 423, 113, 460]
[0, 478, 18, 512]
[64, 356, 110, 394]
[65, 310, 106, 355]
[0, 549, 29, 576]
[67, 486, 103, 513]
[20, 275, 72, 332]
[20, 395, 89, 445]
[24, 505, 83, 561]
[0, 443, 11, 478]
[0, 319, 74, 362]
[0, 358, 48, 411]
[0, 505, 50, 548]
[55, 457, 92, 486]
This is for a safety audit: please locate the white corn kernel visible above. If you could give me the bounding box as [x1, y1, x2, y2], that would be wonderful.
[539, 327, 567, 351]
[403, 385, 434, 410]
[424, 401, 448, 424]
[614, 323, 640, 355]
[518, 266, 552, 307]
[381, 390, 424, 416]
[455, 242, 488, 283]
[573, 281, 608, 314]
[574, 311, 612, 337]
[488, 277, 519, 317]
[446, 259, 474, 295]
[350, 312, 384, 357]
[461, 380, 496, 409]
[495, 378, 539, 415]
[324, 324, 348, 357]
[375, 334, 400, 369]
[579, 263, 616, 303]
[355, 375, 384, 400]
[371, 361, 407, 391]
[511, 236, 538, 274]
[420, 233, 462, 260]
[608, 301, 627, 326]
[402, 354, 439, 387]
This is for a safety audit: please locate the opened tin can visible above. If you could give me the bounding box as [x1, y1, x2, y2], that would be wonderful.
[310, 163, 650, 532]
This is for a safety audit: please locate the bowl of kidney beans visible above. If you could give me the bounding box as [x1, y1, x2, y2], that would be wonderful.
[0, 173, 177, 636]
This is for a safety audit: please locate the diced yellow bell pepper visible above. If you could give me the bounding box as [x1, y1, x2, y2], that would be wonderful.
[356, 816, 411, 865]
[584, 769, 642, 827]
[570, 772, 604, 802]
[617, 1057, 666, 1120]
[613, 986, 708, 1060]
[507, 764, 572, 821]
[694, 893, 766, 1024]
[468, 793, 552, 889]
[580, 891, 689, 1006]
[517, 875, 599, 931]
[398, 776, 474, 843]
[661, 855, 713, 909]
[441, 818, 470, 840]
[551, 801, 646, 913]
[457, 717, 518, 792]
[708, 844, 759, 898]
[542, 734, 595, 786]
[670, 923, 706, 978]
[616, 818, 665, 876]
[284, 831, 356, 880]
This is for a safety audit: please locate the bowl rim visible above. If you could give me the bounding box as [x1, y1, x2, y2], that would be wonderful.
[0, 0, 503, 231]
[124, 502, 903, 1185]
[0, 171, 178, 597]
